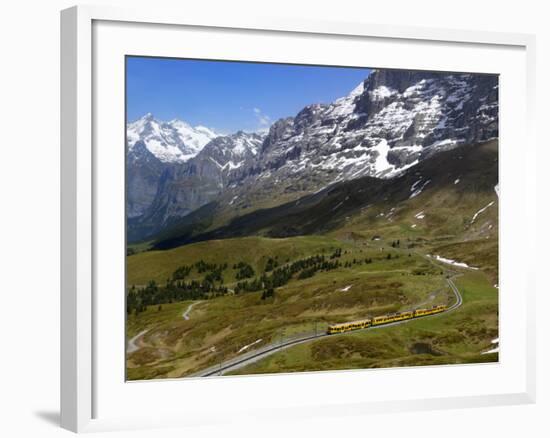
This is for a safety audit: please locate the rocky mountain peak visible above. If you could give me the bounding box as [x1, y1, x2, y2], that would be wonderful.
[128, 68, 499, 242]
[127, 115, 220, 164]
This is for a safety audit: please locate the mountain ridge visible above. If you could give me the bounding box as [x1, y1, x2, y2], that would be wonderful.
[127, 68, 498, 242]
[150, 139, 498, 250]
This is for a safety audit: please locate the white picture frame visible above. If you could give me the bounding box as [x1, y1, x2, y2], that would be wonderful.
[61, 4, 537, 433]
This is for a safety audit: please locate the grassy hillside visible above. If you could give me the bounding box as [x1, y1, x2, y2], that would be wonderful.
[126, 234, 460, 380]
[126, 140, 499, 380]
[127, 235, 354, 286]
[228, 270, 498, 375]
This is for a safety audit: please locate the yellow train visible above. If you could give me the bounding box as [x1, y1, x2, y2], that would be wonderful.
[326, 305, 447, 335]
[414, 304, 447, 317]
[372, 311, 413, 326]
[326, 318, 372, 334]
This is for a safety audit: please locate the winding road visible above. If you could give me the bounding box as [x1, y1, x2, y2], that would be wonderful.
[193, 277, 463, 377]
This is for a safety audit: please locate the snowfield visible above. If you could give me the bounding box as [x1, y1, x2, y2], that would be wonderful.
[127, 114, 219, 163]
[428, 254, 479, 270]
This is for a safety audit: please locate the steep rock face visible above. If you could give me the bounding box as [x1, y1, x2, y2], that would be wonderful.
[125, 115, 219, 218]
[252, 69, 498, 183]
[196, 131, 264, 177]
[354, 70, 498, 151]
[152, 140, 499, 250]
[126, 140, 167, 218]
[128, 68, 498, 241]
[132, 131, 266, 232]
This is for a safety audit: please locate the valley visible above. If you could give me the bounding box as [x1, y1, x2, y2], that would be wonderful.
[126, 141, 498, 380]
[125, 66, 499, 380]
[126, 232, 497, 380]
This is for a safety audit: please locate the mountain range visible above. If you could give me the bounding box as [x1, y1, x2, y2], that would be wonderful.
[127, 68, 498, 243]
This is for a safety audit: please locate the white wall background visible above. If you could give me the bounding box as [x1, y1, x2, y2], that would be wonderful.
[0, 1, 546, 436]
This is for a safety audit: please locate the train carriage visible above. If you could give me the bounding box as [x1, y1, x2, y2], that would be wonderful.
[327, 318, 372, 334]
[413, 305, 447, 318]
[326, 304, 448, 335]
[372, 311, 414, 326]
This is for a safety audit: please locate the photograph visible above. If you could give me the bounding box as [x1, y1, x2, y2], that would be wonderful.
[0, 0, 544, 435]
[125, 57, 499, 380]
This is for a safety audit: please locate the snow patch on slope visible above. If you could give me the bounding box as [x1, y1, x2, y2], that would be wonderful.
[373, 139, 395, 175]
[237, 339, 263, 353]
[471, 201, 495, 224]
[409, 179, 431, 199]
[428, 254, 479, 270]
[370, 85, 397, 101]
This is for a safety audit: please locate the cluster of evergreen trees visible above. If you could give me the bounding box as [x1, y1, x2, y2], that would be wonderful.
[342, 257, 375, 268]
[264, 257, 279, 272]
[128, 261, 234, 315]
[297, 259, 341, 279]
[195, 260, 227, 274]
[172, 265, 192, 280]
[234, 252, 343, 294]
[172, 261, 229, 281]
[204, 269, 224, 283]
[128, 246, 410, 314]
[234, 262, 255, 280]
[126, 279, 230, 315]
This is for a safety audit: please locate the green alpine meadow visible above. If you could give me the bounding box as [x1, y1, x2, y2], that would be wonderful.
[125, 59, 499, 380]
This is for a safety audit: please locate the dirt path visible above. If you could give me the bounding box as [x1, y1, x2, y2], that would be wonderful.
[126, 329, 149, 354]
[183, 302, 201, 320]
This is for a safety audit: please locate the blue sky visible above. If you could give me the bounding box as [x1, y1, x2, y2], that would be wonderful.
[126, 57, 371, 134]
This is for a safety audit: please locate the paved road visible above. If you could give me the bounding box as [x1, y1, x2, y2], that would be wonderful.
[193, 277, 463, 377]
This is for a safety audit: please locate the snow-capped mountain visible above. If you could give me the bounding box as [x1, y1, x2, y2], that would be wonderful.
[128, 69, 498, 241]
[127, 113, 219, 163]
[173, 130, 266, 197]
[127, 131, 266, 240]
[253, 69, 497, 183]
[126, 114, 220, 218]
[196, 130, 264, 172]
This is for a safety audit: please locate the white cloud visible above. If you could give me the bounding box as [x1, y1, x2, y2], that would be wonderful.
[252, 107, 271, 131]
